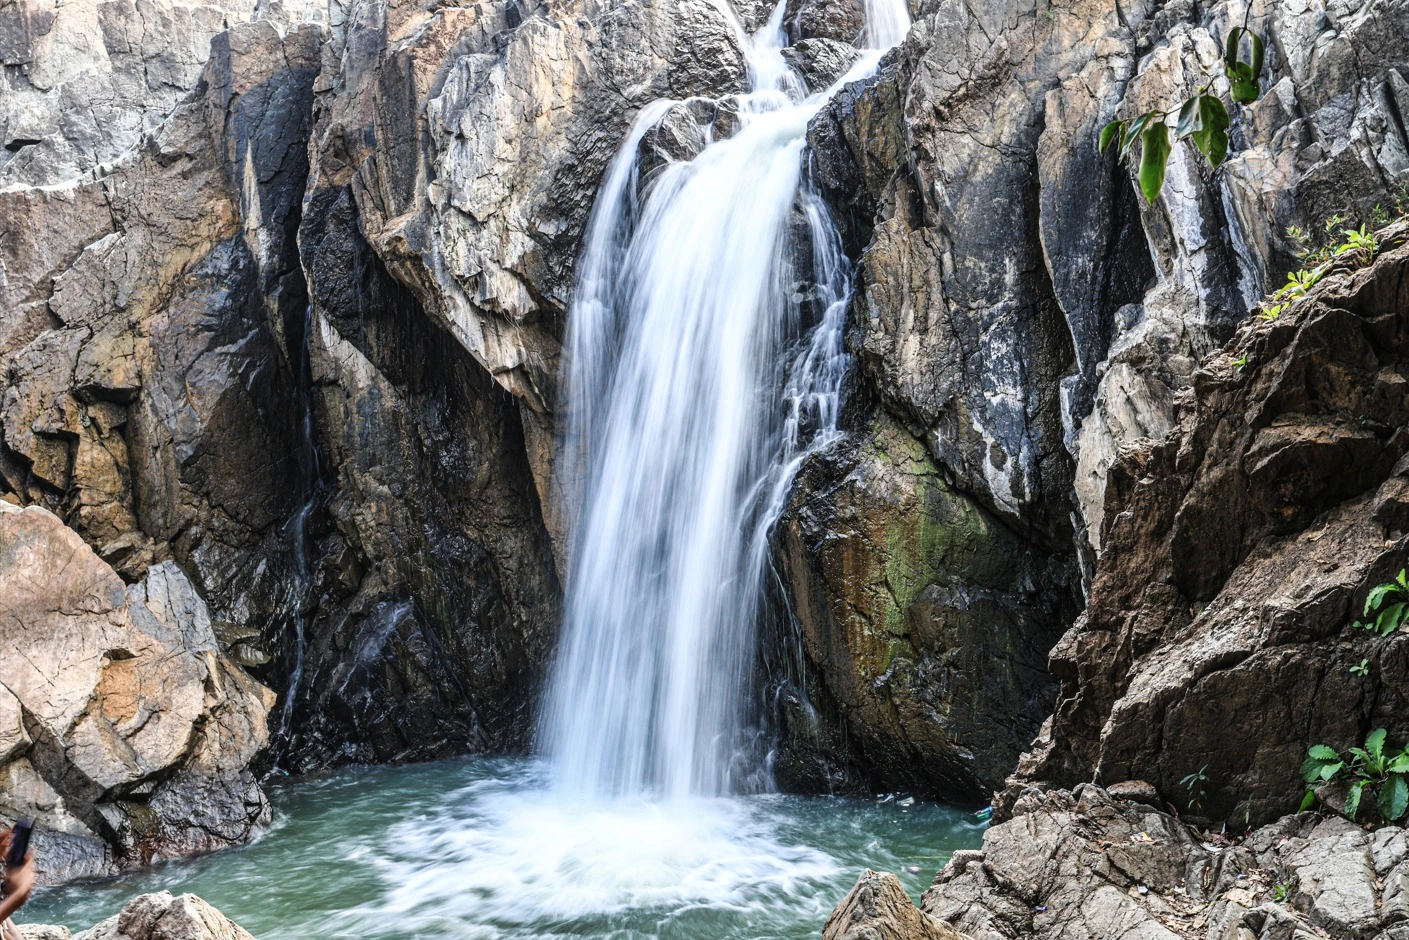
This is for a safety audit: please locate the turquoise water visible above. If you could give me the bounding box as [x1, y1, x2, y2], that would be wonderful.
[25, 758, 983, 939]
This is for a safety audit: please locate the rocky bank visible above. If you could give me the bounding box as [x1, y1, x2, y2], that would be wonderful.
[1, 0, 1407, 910]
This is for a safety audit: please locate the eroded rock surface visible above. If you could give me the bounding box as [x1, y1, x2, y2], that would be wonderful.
[1011, 235, 1409, 825]
[915, 786, 1409, 940]
[0, 505, 272, 882]
[74, 893, 254, 940]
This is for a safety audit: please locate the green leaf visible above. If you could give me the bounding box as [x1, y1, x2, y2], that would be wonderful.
[1346, 781, 1364, 820]
[1189, 95, 1230, 167]
[1368, 729, 1388, 764]
[1378, 602, 1406, 635]
[1139, 121, 1171, 203]
[1302, 757, 1331, 783]
[1226, 60, 1260, 105]
[1300, 790, 1318, 812]
[1397, 569, 1407, 590]
[1250, 32, 1265, 79]
[1367, 582, 1395, 613]
[1384, 775, 1409, 821]
[1224, 26, 1242, 67]
[1100, 120, 1125, 154]
[1121, 111, 1157, 159]
[1319, 761, 1345, 782]
[1388, 752, 1409, 774]
[1175, 97, 1202, 139]
[1308, 745, 1340, 761]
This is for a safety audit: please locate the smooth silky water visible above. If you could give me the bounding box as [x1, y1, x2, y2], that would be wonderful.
[31, 2, 993, 937]
[26, 758, 983, 939]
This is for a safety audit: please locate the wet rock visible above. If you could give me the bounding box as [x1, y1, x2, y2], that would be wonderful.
[825, 869, 964, 940]
[775, 415, 1075, 798]
[785, 0, 865, 45]
[782, 38, 859, 93]
[1009, 236, 1409, 826]
[74, 893, 253, 940]
[0, 505, 272, 878]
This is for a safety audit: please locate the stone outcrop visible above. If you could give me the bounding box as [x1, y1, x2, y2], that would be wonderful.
[0, 504, 273, 883]
[913, 785, 1409, 940]
[826, 869, 964, 940]
[74, 893, 254, 940]
[1010, 233, 1409, 826]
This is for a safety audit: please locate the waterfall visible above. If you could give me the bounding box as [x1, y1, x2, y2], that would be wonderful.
[542, 1, 909, 801]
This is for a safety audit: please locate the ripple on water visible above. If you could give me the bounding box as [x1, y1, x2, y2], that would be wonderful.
[26, 758, 984, 940]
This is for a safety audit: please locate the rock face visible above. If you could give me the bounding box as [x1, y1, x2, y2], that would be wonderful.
[775, 415, 1076, 798]
[1010, 235, 1409, 825]
[74, 893, 254, 940]
[915, 785, 1409, 940]
[0, 0, 754, 782]
[0, 505, 273, 883]
[784, 0, 1409, 799]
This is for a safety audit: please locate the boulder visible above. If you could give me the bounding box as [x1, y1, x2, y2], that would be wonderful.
[18, 927, 70, 940]
[825, 870, 965, 940]
[74, 893, 253, 940]
[0, 504, 273, 880]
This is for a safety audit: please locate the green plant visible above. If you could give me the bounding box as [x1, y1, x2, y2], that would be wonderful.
[1181, 764, 1210, 811]
[1351, 658, 1371, 677]
[1301, 729, 1409, 823]
[1354, 570, 1409, 636]
[1272, 882, 1291, 903]
[1099, 12, 1264, 202]
[1334, 224, 1380, 260]
[1232, 352, 1249, 370]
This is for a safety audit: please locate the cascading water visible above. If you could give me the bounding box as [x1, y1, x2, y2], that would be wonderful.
[28, 9, 987, 940]
[544, 0, 907, 803]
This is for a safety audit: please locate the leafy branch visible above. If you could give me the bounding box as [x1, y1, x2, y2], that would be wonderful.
[1099, 8, 1266, 202]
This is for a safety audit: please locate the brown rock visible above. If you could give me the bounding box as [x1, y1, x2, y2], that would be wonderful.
[825, 869, 965, 940]
[0, 504, 273, 881]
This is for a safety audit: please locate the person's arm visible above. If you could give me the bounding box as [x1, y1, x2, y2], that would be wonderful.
[0, 851, 35, 924]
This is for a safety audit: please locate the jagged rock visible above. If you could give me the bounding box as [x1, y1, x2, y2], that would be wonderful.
[0, 14, 322, 747]
[1009, 235, 1409, 826]
[782, 38, 859, 92]
[825, 869, 964, 940]
[73, 893, 253, 940]
[775, 415, 1075, 798]
[917, 786, 1405, 940]
[18, 927, 70, 940]
[0, 504, 273, 880]
[784, 0, 864, 45]
[0, 0, 323, 188]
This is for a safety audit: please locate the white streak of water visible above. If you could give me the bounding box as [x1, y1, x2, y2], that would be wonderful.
[545, 0, 911, 802]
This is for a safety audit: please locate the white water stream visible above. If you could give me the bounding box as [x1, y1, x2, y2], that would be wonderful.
[32, 8, 947, 939]
[545, 0, 907, 802]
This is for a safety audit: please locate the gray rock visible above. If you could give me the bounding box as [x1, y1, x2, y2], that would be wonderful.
[825, 869, 964, 940]
[782, 38, 859, 92]
[74, 893, 253, 940]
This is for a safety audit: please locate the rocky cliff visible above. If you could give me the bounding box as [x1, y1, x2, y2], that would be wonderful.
[2, 0, 1407, 892]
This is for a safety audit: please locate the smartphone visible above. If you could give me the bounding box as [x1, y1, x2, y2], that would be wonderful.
[5, 818, 33, 869]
